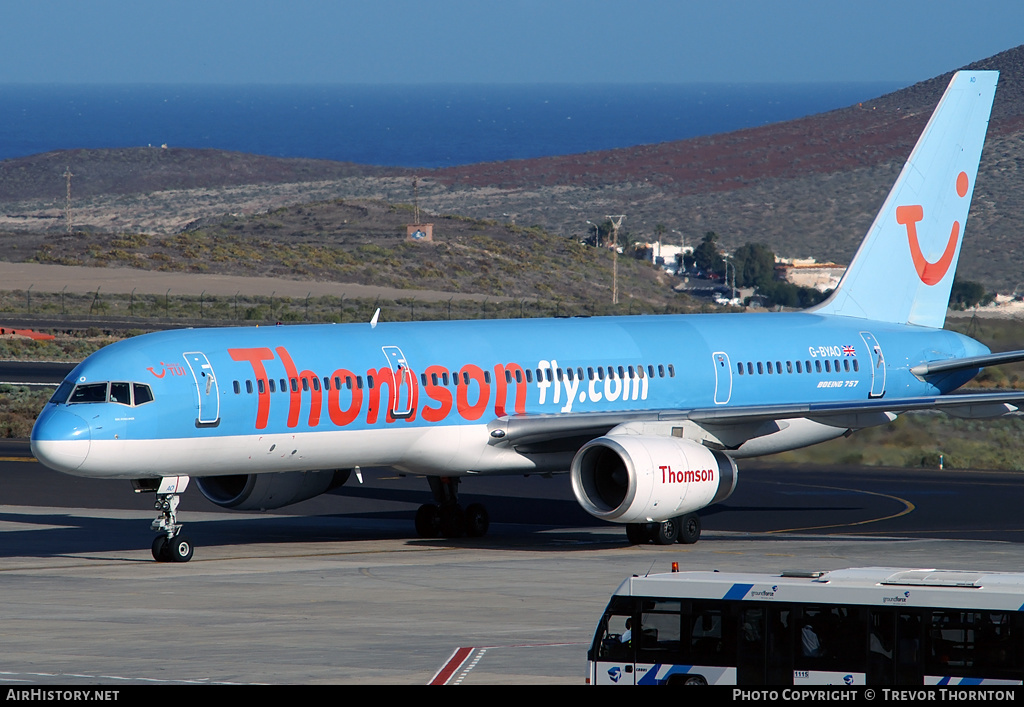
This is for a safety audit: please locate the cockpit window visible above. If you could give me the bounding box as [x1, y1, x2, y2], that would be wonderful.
[50, 380, 75, 404]
[133, 383, 154, 406]
[109, 382, 131, 405]
[70, 383, 108, 403]
[67, 381, 156, 406]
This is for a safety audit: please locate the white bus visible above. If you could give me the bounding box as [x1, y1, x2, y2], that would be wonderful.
[588, 567, 1024, 685]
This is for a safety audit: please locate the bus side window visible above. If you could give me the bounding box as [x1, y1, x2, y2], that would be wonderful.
[638, 599, 683, 663]
[690, 602, 734, 663]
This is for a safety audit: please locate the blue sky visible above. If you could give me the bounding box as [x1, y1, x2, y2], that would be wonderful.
[1, 0, 1022, 85]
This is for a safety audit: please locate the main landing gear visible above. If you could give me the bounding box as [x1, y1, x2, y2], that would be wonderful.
[133, 476, 194, 562]
[625, 512, 701, 546]
[414, 477, 490, 539]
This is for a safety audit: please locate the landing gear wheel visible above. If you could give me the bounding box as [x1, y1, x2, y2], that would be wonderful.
[169, 535, 194, 563]
[464, 503, 489, 538]
[653, 518, 679, 545]
[415, 504, 441, 538]
[151, 535, 170, 562]
[677, 513, 701, 545]
[626, 523, 651, 545]
[439, 504, 465, 538]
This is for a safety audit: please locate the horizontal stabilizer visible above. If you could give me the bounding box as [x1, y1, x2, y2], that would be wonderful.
[910, 349, 1024, 377]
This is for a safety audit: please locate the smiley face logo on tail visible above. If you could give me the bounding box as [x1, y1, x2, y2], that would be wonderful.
[896, 171, 969, 286]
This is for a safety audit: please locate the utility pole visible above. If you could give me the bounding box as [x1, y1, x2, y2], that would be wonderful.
[63, 167, 74, 233]
[605, 214, 625, 305]
[413, 176, 420, 225]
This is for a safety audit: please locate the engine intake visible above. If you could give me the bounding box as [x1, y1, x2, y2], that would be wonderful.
[571, 436, 737, 523]
[196, 469, 350, 511]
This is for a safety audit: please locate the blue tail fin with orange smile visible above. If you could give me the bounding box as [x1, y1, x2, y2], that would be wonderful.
[812, 70, 998, 329]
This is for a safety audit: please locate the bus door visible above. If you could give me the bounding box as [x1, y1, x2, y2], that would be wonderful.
[895, 611, 924, 685]
[867, 609, 897, 685]
[766, 605, 795, 685]
[737, 605, 767, 684]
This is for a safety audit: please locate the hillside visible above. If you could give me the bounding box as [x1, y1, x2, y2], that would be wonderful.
[1, 45, 1023, 293]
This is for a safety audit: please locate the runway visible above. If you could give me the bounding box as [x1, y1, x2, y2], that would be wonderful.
[4, 447, 1024, 685]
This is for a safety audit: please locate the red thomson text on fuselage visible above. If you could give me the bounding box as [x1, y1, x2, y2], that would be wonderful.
[226, 347, 652, 430]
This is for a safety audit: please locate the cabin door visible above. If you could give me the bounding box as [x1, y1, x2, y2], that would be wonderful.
[381, 346, 415, 419]
[183, 351, 220, 426]
[712, 351, 732, 405]
[859, 332, 886, 398]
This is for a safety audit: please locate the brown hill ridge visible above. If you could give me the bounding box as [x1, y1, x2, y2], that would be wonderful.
[433, 45, 1024, 193]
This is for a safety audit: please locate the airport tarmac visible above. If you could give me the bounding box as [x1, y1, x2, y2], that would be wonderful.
[5, 457, 1024, 685]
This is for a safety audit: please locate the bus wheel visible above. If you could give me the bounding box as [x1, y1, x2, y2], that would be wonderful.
[683, 675, 707, 685]
[653, 518, 679, 545]
[678, 513, 701, 545]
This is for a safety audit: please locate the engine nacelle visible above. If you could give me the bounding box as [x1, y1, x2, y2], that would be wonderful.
[196, 469, 351, 511]
[570, 436, 737, 523]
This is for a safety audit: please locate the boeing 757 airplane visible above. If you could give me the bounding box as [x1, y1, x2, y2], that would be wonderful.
[31, 71, 1022, 562]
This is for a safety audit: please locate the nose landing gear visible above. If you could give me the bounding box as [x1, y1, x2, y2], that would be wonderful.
[134, 476, 194, 562]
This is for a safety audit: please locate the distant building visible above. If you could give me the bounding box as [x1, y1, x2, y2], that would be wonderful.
[641, 243, 693, 273]
[406, 223, 434, 242]
[774, 257, 845, 292]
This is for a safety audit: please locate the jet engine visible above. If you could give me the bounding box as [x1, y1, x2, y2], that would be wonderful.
[196, 469, 351, 511]
[570, 436, 737, 523]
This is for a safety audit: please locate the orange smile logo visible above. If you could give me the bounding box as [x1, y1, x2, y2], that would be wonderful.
[896, 171, 969, 286]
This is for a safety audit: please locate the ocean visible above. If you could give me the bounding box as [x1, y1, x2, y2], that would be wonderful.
[0, 82, 902, 168]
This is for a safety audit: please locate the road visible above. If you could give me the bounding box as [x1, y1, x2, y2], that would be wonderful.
[3, 446, 1024, 685]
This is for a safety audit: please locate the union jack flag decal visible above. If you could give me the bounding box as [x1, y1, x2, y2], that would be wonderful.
[843, 345, 856, 356]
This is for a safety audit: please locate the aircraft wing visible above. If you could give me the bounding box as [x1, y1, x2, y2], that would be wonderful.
[489, 390, 1024, 450]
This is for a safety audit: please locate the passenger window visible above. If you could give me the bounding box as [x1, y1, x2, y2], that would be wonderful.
[245, 380, 254, 394]
[667, 364, 675, 377]
[133, 383, 154, 405]
[232, 381, 240, 394]
[853, 360, 860, 372]
[109, 382, 131, 405]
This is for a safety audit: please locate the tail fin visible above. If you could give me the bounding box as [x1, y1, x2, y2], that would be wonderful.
[812, 70, 997, 328]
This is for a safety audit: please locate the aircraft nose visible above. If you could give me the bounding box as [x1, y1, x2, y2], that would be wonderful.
[30, 407, 91, 473]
